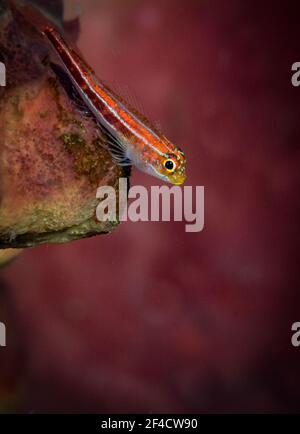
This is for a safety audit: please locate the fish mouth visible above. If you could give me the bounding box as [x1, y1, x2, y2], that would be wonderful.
[171, 172, 186, 186]
[149, 164, 186, 185]
[173, 178, 185, 186]
[165, 172, 187, 186]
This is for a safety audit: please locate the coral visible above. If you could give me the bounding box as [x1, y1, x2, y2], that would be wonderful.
[0, 0, 130, 249]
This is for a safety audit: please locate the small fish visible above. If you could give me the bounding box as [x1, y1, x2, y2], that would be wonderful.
[11, 2, 186, 185]
[45, 28, 186, 185]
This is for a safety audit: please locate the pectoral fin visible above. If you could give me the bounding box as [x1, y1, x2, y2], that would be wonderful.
[96, 121, 132, 166]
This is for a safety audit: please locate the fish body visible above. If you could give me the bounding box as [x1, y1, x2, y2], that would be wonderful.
[43, 27, 186, 185]
[9, 0, 186, 184]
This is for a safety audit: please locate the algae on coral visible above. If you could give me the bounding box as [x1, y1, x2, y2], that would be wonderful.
[0, 0, 130, 249]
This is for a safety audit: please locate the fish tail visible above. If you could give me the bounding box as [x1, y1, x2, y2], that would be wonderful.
[9, 0, 58, 35]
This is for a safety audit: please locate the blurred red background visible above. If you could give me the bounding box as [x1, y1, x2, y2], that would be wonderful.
[1, 0, 300, 412]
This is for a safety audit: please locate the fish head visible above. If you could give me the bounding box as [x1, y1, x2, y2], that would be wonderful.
[153, 146, 186, 185]
[130, 135, 186, 185]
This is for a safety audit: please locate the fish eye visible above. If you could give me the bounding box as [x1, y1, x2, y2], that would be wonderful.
[164, 158, 176, 172]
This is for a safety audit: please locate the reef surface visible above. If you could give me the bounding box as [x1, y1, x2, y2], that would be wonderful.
[0, 0, 129, 250]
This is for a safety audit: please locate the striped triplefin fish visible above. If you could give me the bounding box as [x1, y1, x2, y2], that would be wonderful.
[11, 1, 186, 185]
